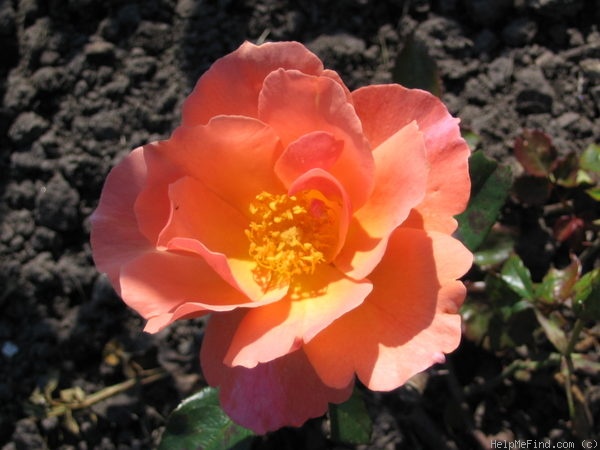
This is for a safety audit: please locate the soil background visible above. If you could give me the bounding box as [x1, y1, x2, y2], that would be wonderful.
[1, 0, 599, 449]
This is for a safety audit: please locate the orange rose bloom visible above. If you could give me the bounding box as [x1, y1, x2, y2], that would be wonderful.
[91, 41, 472, 433]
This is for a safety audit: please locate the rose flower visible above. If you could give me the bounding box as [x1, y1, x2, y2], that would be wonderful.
[91, 41, 472, 433]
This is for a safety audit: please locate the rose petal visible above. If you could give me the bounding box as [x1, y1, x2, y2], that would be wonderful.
[158, 176, 249, 259]
[90, 147, 153, 292]
[288, 168, 352, 259]
[259, 69, 374, 209]
[133, 141, 185, 245]
[182, 41, 324, 126]
[120, 250, 259, 333]
[201, 311, 353, 434]
[166, 116, 285, 215]
[223, 263, 372, 368]
[274, 131, 344, 186]
[165, 237, 288, 303]
[334, 121, 429, 279]
[305, 228, 472, 390]
[352, 85, 470, 233]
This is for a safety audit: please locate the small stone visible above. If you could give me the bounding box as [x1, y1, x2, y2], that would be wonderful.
[487, 56, 514, 88]
[124, 53, 156, 80]
[307, 33, 366, 59]
[464, 76, 491, 105]
[8, 112, 49, 145]
[18, 0, 42, 25]
[35, 173, 80, 232]
[21, 18, 52, 68]
[3, 75, 36, 111]
[556, 112, 580, 128]
[130, 21, 172, 55]
[176, 0, 199, 18]
[84, 40, 115, 65]
[32, 66, 66, 93]
[515, 67, 554, 114]
[580, 58, 600, 83]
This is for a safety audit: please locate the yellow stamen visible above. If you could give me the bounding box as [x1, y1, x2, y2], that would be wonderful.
[245, 190, 337, 288]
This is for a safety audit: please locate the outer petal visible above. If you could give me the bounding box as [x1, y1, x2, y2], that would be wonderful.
[120, 250, 269, 333]
[334, 121, 429, 279]
[201, 311, 353, 434]
[352, 85, 470, 233]
[304, 228, 473, 390]
[166, 117, 285, 215]
[90, 147, 153, 292]
[262, 69, 374, 209]
[182, 41, 324, 126]
[134, 141, 186, 245]
[223, 264, 372, 368]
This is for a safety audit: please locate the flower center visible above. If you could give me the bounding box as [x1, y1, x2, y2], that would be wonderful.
[245, 190, 337, 288]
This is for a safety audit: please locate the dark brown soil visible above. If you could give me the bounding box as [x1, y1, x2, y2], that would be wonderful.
[1, 0, 599, 449]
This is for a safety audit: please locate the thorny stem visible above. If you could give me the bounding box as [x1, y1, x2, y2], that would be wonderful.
[47, 368, 168, 418]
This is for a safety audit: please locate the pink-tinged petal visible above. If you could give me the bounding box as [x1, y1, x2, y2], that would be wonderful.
[352, 85, 470, 233]
[133, 141, 186, 245]
[201, 311, 353, 434]
[259, 69, 374, 209]
[90, 147, 152, 292]
[304, 228, 472, 390]
[166, 237, 288, 304]
[321, 69, 353, 102]
[223, 264, 372, 368]
[334, 121, 429, 279]
[274, 131, 343, 186]
[182, 41, 324, 126]
[288, 168, 352, 259]
[166, 117, 285, 214]
[158, 176, 249, 260]
[119, 250, 260, 333]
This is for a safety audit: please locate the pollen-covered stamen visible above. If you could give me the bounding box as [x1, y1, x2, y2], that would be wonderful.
[245, 190, 338, 286]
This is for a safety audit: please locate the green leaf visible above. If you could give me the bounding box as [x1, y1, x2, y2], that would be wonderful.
[553, 152, 581, 187]
[473, 227, 515, 269]
[513, 129, 556, 177]
[500, 254, 535, 300]
[485, 273, 521, 308]
[455, 151, 513, 251]
[534, 310, 568, 354]
[329, 388, 372, 445]
[572, 269, 600, 321]
[586, 187, 600, 201]
[579, 143, 600, 173]
[392, 33, 442, 97]
[535, 257, 581, 304]
[158, 387, 254, 450]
